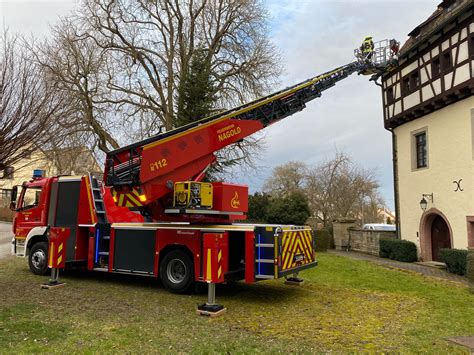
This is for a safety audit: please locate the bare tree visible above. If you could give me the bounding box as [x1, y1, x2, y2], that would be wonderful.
[263, 161, 307, 197]
[263, 154, 384, 227]
[305, 153, 382, 227]
[35, 19, 120, 153]
[78, 0, 280, 129]
[0, 31, 70, 174]
[33, 0, 279, 179]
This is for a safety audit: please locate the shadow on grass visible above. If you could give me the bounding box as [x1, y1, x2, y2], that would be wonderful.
[54, 267, 302, 304]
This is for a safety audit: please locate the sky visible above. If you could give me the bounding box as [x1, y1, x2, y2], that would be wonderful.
[0, 0, 439, 210]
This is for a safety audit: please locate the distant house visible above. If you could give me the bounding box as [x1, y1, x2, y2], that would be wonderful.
[381, 0, 473, 260]
[378, 207, 396, 225]
[0, 147, 101, 210]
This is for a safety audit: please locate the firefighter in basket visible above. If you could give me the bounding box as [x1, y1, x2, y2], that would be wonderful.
[360, 36, 375, 61]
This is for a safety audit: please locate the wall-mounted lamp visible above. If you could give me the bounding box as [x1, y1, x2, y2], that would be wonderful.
[419, 193, 434, 211]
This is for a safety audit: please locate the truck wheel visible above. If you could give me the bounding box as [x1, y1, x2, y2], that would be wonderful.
[160, 249, 194, 294]
[28, 242, 49, 275]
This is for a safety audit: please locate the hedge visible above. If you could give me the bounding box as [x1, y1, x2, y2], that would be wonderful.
[439, 248, 468, 276]
[467, 250, 474, 287]
[314, 229, 331, 252]
[379, 237, 417, 262]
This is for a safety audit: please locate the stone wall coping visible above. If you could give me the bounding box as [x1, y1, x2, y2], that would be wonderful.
[348, 227, 396, 233]
[333, 218, 357, 223]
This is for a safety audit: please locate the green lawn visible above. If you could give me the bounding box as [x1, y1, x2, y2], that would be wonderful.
[0, 253, 473, 353]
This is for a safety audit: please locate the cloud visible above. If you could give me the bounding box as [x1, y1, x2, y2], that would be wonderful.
[0, 0, 76, 37]
[233, 0, 437, 210]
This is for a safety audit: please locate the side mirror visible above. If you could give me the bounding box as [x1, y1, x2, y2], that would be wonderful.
[10, 186, 18, 211]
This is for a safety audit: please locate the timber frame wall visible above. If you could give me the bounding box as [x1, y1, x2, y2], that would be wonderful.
[382, 4, 474, 129]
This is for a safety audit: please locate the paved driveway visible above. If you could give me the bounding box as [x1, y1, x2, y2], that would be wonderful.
[0, 222, 13, 259]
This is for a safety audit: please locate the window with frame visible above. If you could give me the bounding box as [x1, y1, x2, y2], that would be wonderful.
[415, 132, 427, 168]
[411, 70, 420, 88]
[19, 187, 42, 210]
[441, 50, 452, 71]
[2, 167, 14, 180]
[402, 77, 411, 94]
[431, 56, 441, 77]
[402, 70, 420, 95]
[386, 86, 394, 104]
[469, 34, 474, 57]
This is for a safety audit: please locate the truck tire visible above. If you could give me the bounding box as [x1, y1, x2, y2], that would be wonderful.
[28, 241, 49, 275]
[160, 249, 194, 294]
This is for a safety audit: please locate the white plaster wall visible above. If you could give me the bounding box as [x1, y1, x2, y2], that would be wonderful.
[420, 66, 429, 84]
[404, 91, 420, 110]
[395, 96, 474, 253]
[401, 61, 418, 77]
[444, 72, 453, 90]
[433, 78, 441, 95]
[454, 62, 471, 87]
[394, 100, 402, 116]
[457, 41, 469, 63]
[422, 84, 434, 101]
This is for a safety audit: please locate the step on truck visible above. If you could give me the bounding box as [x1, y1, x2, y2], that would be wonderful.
[10, 40, 398, 316]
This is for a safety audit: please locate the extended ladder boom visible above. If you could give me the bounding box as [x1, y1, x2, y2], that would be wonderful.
[106, 62, 365, 184]
[105, 40, 398, 214]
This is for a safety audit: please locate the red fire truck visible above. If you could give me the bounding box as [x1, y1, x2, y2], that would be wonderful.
[10, 41, 397, 315]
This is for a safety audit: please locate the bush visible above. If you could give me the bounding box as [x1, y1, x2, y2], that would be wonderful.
[265, 191, 311, 225]
[439, 248, 468, 275]
[379, 238, 417, 262]
[314, 229, 331, 252]
[467, 250, 474, 290]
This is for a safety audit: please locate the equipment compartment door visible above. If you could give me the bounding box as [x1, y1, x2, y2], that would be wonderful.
[51, 180, 81, 262]
[113, 229, 156, 274]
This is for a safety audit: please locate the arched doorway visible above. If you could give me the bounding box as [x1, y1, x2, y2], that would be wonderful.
[419, 209, 452, 261]
[430, 215, 451, 261]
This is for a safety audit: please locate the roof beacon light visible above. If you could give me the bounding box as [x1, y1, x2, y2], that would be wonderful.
[32, 169, 45, 180]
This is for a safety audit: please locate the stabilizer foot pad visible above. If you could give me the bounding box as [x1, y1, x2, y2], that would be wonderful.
[285, 277, 305, 286]
[197, 304, 226, 318]
[41, 282, 66, 289]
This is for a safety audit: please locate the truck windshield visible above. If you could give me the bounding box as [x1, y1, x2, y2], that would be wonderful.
[20, 187, 42, 210]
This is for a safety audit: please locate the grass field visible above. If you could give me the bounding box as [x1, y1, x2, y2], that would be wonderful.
[0, 252, 473, 353]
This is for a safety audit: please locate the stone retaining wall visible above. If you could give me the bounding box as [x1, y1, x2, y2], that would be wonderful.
[332, 219, 357, 250]
[333, 219, 397, 255]
[348, 228, 397, 256]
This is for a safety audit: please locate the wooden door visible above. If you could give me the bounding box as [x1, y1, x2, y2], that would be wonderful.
[431, 215, 450, 261]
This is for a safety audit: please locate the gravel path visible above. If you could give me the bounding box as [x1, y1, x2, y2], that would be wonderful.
[329, 249, 470, 285]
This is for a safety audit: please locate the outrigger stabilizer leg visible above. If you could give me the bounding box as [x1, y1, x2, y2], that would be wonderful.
[41, 268, 66, 289]
[284, 272, 305, 286]
[197, 282, 226, 317]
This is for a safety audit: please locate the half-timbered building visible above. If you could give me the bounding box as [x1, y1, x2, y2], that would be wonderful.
[381, 0, 474, 261]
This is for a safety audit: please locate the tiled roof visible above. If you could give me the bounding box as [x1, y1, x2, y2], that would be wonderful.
[400, 0, 471, 55]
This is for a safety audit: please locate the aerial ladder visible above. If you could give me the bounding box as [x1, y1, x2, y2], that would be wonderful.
[104, 39, 399, 223]
[11, 39, 399, 317]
